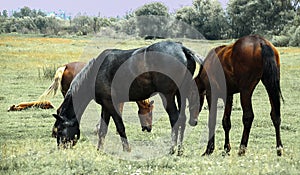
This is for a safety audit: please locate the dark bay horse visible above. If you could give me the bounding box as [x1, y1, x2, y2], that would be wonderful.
[193, 35, 283, 156]
[39, 62, 154, 136]
[53, 41, 201, 155]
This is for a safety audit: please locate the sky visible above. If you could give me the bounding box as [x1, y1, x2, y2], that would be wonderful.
[0, 0, 228, 17]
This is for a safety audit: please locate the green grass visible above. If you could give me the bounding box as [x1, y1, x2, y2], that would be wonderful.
[0, 34, 300, 174]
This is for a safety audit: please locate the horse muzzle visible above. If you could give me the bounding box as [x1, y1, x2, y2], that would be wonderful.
[57, 134, 79, 149]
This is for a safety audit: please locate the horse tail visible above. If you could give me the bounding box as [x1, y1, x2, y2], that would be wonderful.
[260, 43, 283, 117]
[38, 66, 66, 101]
[182, 46, 203, 79]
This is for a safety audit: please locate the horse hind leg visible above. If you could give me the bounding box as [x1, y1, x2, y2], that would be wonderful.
[97, 108, 110, 151]
[202, 92, 218, 156]
[101, 101, 131, 152]
[111, 111, 131, 152]
[238, 90, 255, 156]
[222, 95, 233, 156]
[261, 43, 283, 156]
[261, 78, 283, 156]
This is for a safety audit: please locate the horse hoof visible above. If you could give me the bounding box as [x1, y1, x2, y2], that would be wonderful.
[142, 126, 152, 132]
[277, 146, 283, 156]
[177, 146, 184, 156]
[238, 145, 247, 156]
[97, 144, 104, 151]
[177, 151, 183, 156]
[222, 146, 231, 157]
[222, 151, 230, 157]
[123, 146, 131, 152]
[201, 151, 211, 156]
[169, 147, 176, 155]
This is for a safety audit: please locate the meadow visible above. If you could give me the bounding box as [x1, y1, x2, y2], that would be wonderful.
[0, 34, 299, 174]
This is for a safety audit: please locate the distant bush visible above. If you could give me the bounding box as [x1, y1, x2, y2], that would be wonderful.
[271, 35, 290, 47]
[290, 26, 300, 47]
[39, 65, 57, 80]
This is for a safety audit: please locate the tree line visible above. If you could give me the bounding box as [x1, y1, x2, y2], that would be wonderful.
[0, 0, 299, 46]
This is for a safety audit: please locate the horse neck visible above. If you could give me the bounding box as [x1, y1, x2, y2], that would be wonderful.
[61, 58, 101, 122]
[59, 88, 93, 124]
[60, 92, 76, 121]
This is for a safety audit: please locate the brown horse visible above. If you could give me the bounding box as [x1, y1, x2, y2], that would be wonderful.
[39, 62, 154, 135]
[193, 35, 283, 156]
[8, 100, 54, 111]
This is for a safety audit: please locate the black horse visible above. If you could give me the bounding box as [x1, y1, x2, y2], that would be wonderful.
[53, 41, 201, 155]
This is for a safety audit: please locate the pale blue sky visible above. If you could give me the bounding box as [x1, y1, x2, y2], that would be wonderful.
[0, 0, 228, 17]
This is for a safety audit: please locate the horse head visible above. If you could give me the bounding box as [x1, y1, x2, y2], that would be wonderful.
[188, 62, 205, 127]
[188, 87, 205, 126]
[52, 114, 80, 148]
[137, 100, 154, 132]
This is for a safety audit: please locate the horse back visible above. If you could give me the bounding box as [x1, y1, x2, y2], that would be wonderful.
[231, 35, 279, 74]
[61, 62, 86, 96]
[94, 42, 192, 103]
[205, 35, 279, 93]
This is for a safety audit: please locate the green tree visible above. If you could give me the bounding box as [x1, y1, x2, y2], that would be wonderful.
[2, 10, 8, 18]
[134, 2, 169, 37]
[227, 0, 251, 38]
[135, 2, 169, 16]
[20, 6, 31, 17]
[176, 6, 198, 25]
[73, 15, 93, 35]
[227, 0, 296, 38]
[119, 17, 137, 36]
[204, 0, 228, 39]
[175, 6, 205, 39]
[175, 0, 228, 39]
[34, 16, 47, 32]
[37, 10, 46, 17]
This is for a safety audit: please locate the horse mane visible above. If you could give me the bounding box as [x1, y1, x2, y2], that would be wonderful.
[67, 58, 96, 96]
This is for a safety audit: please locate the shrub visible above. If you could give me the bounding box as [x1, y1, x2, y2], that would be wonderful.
[289, 26, 300, 47]
[271, 35, 290, 47]
[39, 65, 57, 80]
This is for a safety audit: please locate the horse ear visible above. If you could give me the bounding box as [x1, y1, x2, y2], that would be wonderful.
[53, 114, 63, 121]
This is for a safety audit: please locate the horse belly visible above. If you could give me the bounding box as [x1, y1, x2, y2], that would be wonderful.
[128, 74, 156, 101]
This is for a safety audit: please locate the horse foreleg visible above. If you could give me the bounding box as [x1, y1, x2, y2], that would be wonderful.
[177, 91, 188, 156]
[97, 108, 110, 150]
[238, 91, 255, 156]
[177, 115, 186, 156]
[222, 95, 233, 155]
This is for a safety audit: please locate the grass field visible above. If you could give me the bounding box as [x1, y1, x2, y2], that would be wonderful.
[0, 34, 300, 174]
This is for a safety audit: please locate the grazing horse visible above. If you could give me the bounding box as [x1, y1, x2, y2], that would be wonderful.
[52, 41, 201, 155]
[193, 35, 283, 156]
[39, 62, 154, 135]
